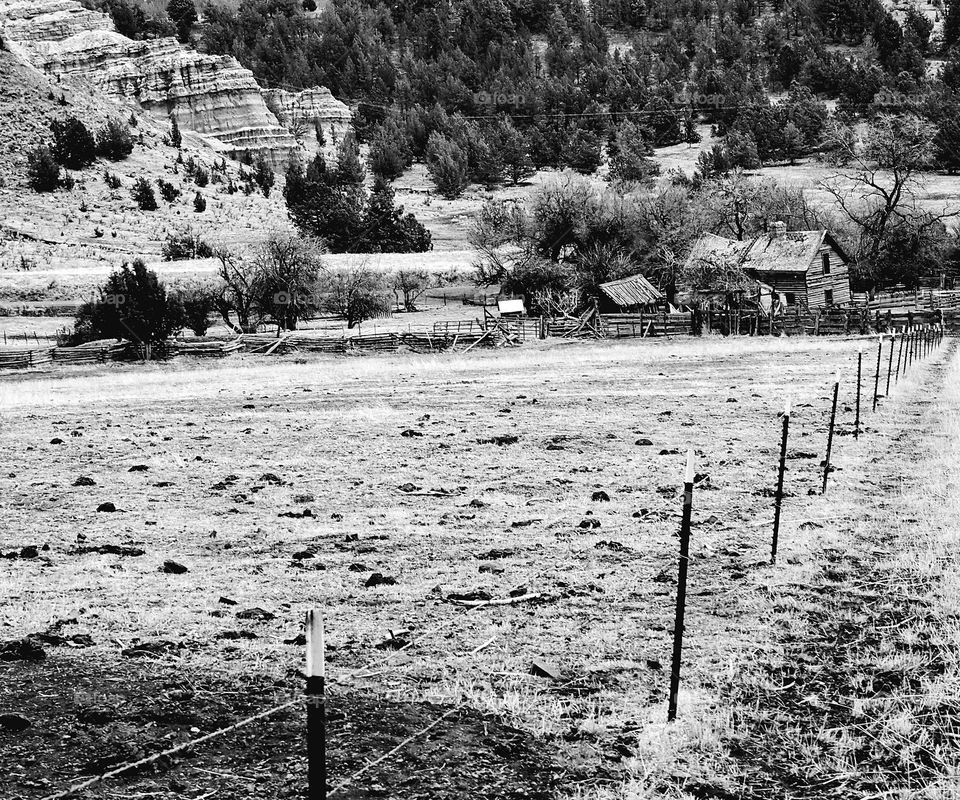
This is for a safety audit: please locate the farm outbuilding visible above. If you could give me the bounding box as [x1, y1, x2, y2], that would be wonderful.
[685, 224, 852, 309]
[598, 273, 664, 313]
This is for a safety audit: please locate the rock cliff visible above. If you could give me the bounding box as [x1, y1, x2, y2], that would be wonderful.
[0, 0, 351, 167]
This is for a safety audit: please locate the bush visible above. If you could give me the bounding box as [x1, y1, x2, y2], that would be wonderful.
[26, 146, 61, 192]
[176, 283, 216, 336]
[167, 117, 182, 149]
[96, 119, 134, 161]
[162, 227, 212, 260]
[194, 167, 209, 187]
[158, 179, 181, 203]
[131, 177, 158, 210]
[103, 170, 122, 189]
[50, 116, 97, 170]
[74, 259, 183, 359]
[253, 154, 275, 197]
[193, 192, 206, 212]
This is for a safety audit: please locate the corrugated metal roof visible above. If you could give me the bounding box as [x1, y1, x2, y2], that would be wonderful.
[598, 273, 664, 307]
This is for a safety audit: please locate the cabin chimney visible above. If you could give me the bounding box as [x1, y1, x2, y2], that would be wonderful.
[770, 220, 787, 237]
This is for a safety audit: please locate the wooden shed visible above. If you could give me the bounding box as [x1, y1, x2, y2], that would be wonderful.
[598, 273, 664, 313]
[684, 224, 852, 309]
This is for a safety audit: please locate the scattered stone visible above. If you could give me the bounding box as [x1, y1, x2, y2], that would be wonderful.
[49, 438, 64, 445]
[73, 476, 96, 487]
[447, 589, 491, 602]
[400, 429, 423, 438]
[219, 596, 238, 605]
[578, 518, 601, 529]
[364, 573, 397, 588]
[469, 499, 487, 508]
[19, 545, 38, 559]
[76, 544, 144, 557]
[530, 659, 562, 681]
[161, 560, 188, 574]
[511, 519, 541, 528]
[293, 493, 315, 504]
[243, 404, 256, 409]
[0, 713, 32, 732]
[236, 608, 275, 621]
[216, 630, 258, 640]
[278, 508, 313, 518]
[128, 465, 149, 472]
[398, 483, 420, 493]
[476, 548, 515, 560]
[121, 640, 179, 657]
[478, 435, 519, 446]
[635, 438, 654, 446]
[77, 706, 115, 725]
[0, 638, 46, 662]
[479, 562, 504, 574]
[96, 502, 117, 513]
[260, 473, 283, 484]
[591, 491, 610, 502]
[348, 563, 368, 572]
[658, 449, 680, 455]
[646, 659, 662, 670]
[330, 512, 343, 521]
[292, 550, 315, 560]
[545, 443, 565, 451]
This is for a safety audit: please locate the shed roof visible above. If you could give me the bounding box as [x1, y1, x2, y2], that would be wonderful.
[684, 232, 750, 268]
[598, 273, 664, 307]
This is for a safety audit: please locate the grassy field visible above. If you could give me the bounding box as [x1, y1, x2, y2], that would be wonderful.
[0, 334, 957, 799]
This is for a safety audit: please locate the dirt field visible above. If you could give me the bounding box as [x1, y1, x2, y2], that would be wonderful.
[1, 334, 957, 799]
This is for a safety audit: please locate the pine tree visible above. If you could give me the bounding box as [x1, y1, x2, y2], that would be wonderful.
[496, 118, 535, 185]
[425, 133, 469, 198]
[947, 0, 960, 50]
[335, 131, 366, 186]
[27, 146, 61, 192]
[169, 117, 182, 149]
[131, 177, 159, 210]
[50, 117, 97, 170]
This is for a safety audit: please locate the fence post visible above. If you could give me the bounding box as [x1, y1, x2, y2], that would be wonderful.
[822, 373, 839, 495]
[667, 449, 695, 723]
[771, 399, 791, 565]
[885, 331, 895, 397]
[895, 327, 904, 383]
[305, 611, 327, 800]
[855, 347, 862, 439]
[872, 334, 882, 411]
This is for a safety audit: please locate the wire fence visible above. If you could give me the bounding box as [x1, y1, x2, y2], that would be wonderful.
[30, 325, 948, 800]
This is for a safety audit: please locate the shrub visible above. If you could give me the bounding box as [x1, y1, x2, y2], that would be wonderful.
[131, 177, 158, 210]
[74, 259, 183, 359]
[96, 119, 134, 161]
[167, 117, 182, 149]
[50, 116, 97, 170]
[103, 170, 123, 189]
[26, 146, 61, 192]
[176, 283, 216, 336]
[193, 192, 206, 212]
[194, 167, 209, 187]
[162, 227, 212, 260]
[253, 154, 275, 197]
[158, 179, 181, 203]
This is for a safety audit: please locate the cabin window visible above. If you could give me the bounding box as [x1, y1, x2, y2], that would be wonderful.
[824, 289, 834, 306]
[784, 292, 796, 306]
[822, 252, 831, 275]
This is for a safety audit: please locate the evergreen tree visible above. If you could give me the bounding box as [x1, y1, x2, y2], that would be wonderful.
[168, 116, 182, 149]
[96, 119, 135, 161]
[335, 131, 366, 186]
[167, 0, 197, 43]
[947, 0, 960, 51]
[425, 132, 470, 198]
[26, 146, 61, 192]
[253, 154, 275, 197]
[360, 178, 432, 252]
[496, 118, 535, 185]
[50, 116, 97, 170]
[561, 127, 602, 174]
[131, 177, 159, 210]
[74, 259, 182, 359]
[608, 120, 659, 182]
[368, 119, 412, 181]
[781, 122, 805, 165]
[194, 192, 207, 212]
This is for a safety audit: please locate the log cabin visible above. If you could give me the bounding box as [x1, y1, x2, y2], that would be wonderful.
[684, 223, 852, 309]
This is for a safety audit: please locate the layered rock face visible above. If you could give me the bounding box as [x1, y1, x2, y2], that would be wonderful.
[263, 87, 352, 157]
[0, 0, 351, 168]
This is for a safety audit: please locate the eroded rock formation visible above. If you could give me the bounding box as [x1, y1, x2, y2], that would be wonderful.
[0, 0, 351, 167]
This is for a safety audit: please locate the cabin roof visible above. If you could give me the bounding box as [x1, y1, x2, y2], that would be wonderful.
[598, 272, 664, 307]
[686, 230, 851, 275]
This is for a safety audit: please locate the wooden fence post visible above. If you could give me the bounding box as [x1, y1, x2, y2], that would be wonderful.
[895, 328, 904, 383]
[306, 611, 327, 800]
[872, 334, 882, 411]
[667, 450, 695, 723]
[855, 347, 862, 439]
[885, 331, 895, 397]
[771, 399, 791, 564]
[822, 373, 839, 495]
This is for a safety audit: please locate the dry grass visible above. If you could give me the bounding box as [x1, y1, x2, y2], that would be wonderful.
[1, 333, 957, 798]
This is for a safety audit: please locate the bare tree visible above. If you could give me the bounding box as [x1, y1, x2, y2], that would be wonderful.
[393, 268, 433, 311]
[318, 261, 393, 328]
[820, 115, 954, 287]
[213, 245, 266, 333]
[252, 232, 326, 332]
